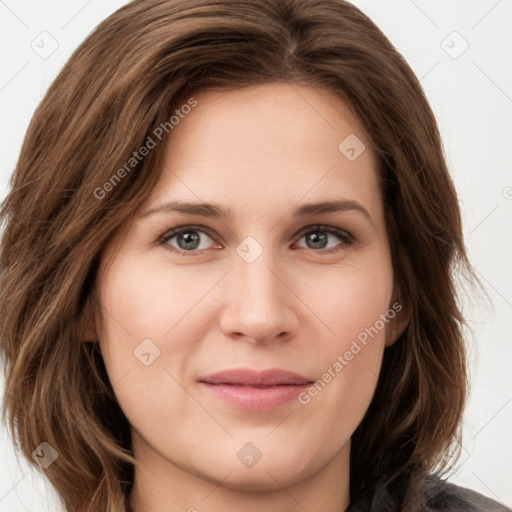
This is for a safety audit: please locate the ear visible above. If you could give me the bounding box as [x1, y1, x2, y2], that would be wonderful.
[83, 318, 98, 342]
[81, 299, 99, 343]
[385, 299, 410, 348]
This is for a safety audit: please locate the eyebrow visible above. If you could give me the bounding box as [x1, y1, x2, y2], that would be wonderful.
[140, 199, 373, 226]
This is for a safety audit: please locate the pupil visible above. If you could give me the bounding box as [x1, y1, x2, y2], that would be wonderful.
[307, 232, 327, 249]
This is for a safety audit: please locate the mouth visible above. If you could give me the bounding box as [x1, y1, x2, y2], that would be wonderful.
[198, 368, 315, 410]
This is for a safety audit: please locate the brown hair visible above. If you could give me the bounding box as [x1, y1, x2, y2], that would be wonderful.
[0, 0, 474, 510]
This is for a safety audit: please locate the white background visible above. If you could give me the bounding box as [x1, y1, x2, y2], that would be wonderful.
[1, 0, 511, 510]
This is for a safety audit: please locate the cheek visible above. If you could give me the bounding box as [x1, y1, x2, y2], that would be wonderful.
[97, 253, 212, 344]
[303, 258, 394, 344]
[296, 258, 394, 411]
[95, 254, 214, 407]
[296, 308, 388, 456]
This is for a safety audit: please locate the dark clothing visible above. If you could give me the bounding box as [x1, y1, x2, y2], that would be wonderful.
[346, 474, 511, 511]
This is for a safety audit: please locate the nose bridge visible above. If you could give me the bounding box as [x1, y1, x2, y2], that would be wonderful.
[219, 244, 295, 342]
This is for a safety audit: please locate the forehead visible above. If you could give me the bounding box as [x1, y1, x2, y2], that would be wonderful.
[142, 83, 381, 221]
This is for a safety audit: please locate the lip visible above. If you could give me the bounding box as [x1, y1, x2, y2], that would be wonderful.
[199, 368, 313, 386]
[198, 368, 314, 411]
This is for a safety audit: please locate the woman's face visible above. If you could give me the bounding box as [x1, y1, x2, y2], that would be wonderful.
[91, 83, 403, 499]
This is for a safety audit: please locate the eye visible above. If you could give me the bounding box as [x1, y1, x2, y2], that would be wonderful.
[159, 224, 354, 256]
[159, 225, 218, 255]
[294, 225, 354, 253]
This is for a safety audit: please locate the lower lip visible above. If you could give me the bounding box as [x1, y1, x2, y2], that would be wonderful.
[199, 382, 312, 410]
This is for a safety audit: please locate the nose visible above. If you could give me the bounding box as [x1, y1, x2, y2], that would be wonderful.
[218, 251, 299, 345]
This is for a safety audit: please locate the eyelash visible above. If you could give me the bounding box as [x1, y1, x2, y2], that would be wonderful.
[158, 224, 354, 257]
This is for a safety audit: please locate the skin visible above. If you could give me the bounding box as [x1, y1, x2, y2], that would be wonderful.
[85, 83, 408, 512]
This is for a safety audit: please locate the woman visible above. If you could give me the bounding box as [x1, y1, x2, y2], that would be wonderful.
[0, 0, 509, 511]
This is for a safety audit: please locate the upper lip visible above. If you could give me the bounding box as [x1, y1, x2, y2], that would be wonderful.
[199, 368, 314, 386]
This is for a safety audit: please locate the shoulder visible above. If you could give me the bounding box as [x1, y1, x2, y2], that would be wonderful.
[422, 474, 512, 512]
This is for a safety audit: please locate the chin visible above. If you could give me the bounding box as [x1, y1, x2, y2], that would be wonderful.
[215, 465, 308, 492]
[183, 447, 315, 492]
